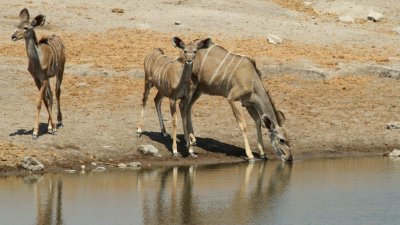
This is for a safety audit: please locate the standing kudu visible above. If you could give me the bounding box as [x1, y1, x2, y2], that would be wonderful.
[137, 48, 199, 157]
[173, 37, 292, 162]
[11, 8, 65, 139]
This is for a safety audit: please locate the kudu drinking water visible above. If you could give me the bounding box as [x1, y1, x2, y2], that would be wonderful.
[11, 8, 66, 139]
[173, 37, 292, 161]
[137, 48, 203, 156]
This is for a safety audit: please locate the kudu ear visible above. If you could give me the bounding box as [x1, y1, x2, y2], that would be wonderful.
[19, 8, 30, 23]
[172, 36, 185, 49]
[197, 38, 212, 49]
[277, 110, 286, 126]
[31, 14, 46, 27]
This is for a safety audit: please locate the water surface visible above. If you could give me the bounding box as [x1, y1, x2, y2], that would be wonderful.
[1, 157, 399, 225]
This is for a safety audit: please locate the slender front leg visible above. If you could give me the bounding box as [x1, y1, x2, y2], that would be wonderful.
[33, 79, 48, 139]
[246, 105, 266, 159]
[55, 70, 64, 128]
[229, 100, 255, 161]
[137, 80, 152, 137]
[169, 99, 180, 157]
[186, 87, 202, 146]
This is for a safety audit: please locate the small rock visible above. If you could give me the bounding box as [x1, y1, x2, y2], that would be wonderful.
[117, 163, 127, 168]
[367, 11, 383, 22]
[111, 8, 124, 14]
[266, 34, 282, 45]
[91, 162, 97, 166]
[137, 145, 162, 157]
[393, 27, 400, 34]
[93, 166, 106, 172]
[21, 156, 44, 171]
[386, 122, 400, 129]
[65, 169, 76, 173]
[386, 149, 400, 157]
[76, 82, 88, 88]
[128, 162, 141, 168]
[81, 165, 86, 170]
[338, 15, 354, 23]
[303, 1, 312, 7]
[175, 21, 181, 25]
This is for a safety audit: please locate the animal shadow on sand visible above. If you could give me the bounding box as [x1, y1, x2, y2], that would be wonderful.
[141, 131, 256, 159]
[9, 123, 54, 138]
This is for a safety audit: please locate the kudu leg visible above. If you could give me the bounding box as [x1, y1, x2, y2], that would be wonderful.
[33, 80, 48, 139]
[43, 81, 56, 133]
[179, 88, 201, 146]
[246, 105, 267, 159]
[169, 99, 180, 157]
[154, 92, 168, 138]
[137, 81, 152, 137]
[228, 100, 255, 161]
[55, 71, 63, 128]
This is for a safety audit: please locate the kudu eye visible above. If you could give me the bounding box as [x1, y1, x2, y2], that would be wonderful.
[279, 138, 285, 144]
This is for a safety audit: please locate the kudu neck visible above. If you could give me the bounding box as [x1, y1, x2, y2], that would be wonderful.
[252, 79, 280, 127]
[24, 30, 40, 61]
[176, 61, 193, 95]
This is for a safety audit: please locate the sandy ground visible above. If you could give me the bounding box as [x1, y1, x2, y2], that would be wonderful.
[1, 0, 400, 174]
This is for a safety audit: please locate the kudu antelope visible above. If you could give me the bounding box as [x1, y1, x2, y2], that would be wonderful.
[173, 37, 292, 161]
[11, 8, 66, 139]
[137, 48, 201, 157]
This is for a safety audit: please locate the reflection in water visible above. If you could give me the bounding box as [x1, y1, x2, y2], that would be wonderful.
[2, 157, 400, 225]
[30, 175, 63, 225]
[140, 161, 292, 225]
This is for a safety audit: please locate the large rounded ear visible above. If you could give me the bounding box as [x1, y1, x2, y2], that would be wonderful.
[19, 8, 30, 23]
[172, 36, 185, 49]
[277, 110, 286, 126]
[197, 38, 212, 49]
[31, 14, 46, 27]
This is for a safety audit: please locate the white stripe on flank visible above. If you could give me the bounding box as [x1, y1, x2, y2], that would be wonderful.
[227, 57, 243, 88]
[198, 44, 217, 78]
[157, 60, 170, 87]
[151, 54, 164, 75]
[209, 52, 230, 85]
[146, 52, 156, 74]
[161, 60, 173, 89]
[219, 55, 237, 88]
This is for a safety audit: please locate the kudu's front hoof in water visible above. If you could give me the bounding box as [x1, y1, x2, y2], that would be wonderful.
[248, 157, 259, 163]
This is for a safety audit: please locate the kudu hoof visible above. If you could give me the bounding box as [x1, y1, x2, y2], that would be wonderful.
[162, 133, 169, 140]
[32, 134, 38, 140]
[57, 122, 64, 128]
[136, 131, 142, 138]
[189, 153, 198, 158]
[248, 157, 258, 163]
[172, 152, 182, 158]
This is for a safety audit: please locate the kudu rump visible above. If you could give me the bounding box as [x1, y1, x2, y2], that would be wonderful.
[137, 48, 197, 157]
[12, 8, 66, 139]
[173, 37, 292, 161]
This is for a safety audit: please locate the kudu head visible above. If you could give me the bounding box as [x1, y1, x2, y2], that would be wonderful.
[262, 111, 292, 161]
[172, 36, 213, 64]
[11, 8, 46, 41]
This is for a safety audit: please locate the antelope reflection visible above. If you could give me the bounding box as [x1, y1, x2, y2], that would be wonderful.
[140, 161, 292, 225]
[25, 175, 63, 225]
